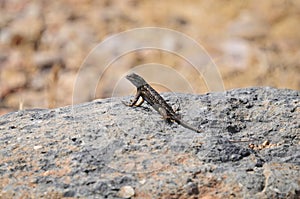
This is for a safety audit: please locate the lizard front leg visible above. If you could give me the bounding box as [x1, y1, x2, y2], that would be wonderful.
[123, 90, 144, 107]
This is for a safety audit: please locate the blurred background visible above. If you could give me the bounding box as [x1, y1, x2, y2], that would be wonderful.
[0, 0, 299, 115]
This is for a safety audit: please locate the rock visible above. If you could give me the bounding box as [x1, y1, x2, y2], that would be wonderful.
[0, 68, 27, 92]
[118, 186, 135, 198]
[221, 38, 251, 69]
[228, 11, 269, 40]
[32, 51, 64, 70]
[0, 50, 27, 102]
[0, 87, 299, 198]
[4, 2, 44, 46]
[1, 0, 300, 115]
[271, 15, 300, 41]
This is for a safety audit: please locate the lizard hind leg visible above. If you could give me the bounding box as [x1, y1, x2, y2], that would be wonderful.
[157, 106, 174, 124]
[153, 105, 171, 120]
[173, 98, 181, 112]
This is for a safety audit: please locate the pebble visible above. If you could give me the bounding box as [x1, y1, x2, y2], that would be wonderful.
[33, 145, 42, 150]
[118, 186, 135, 198]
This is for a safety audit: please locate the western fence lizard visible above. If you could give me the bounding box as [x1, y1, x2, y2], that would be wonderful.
[123, 73, 203, 133]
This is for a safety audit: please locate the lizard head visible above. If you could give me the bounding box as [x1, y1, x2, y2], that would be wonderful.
[126, 73, 147, 87]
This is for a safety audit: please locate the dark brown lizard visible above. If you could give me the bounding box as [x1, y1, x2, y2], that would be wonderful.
[123, 73, 203, 133]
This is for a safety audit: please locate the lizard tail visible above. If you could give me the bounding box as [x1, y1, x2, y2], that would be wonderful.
[174, 118, 203, 133]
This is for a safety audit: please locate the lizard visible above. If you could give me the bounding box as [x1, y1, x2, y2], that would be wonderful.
[123, 72, 203, 133]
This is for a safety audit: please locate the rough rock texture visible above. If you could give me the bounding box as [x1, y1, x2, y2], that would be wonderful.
[0, 87, 299, 199]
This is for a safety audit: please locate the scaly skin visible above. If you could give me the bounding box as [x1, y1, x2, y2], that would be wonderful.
[123, 73, 203, 133]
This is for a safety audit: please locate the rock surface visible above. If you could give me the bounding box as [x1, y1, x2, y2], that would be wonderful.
[0, 87, 299, 198]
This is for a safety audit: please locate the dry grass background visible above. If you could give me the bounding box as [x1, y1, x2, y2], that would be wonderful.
[0, 0, 299, 115]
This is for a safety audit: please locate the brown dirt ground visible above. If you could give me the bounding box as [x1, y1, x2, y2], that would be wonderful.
[0, 0, 299, 115]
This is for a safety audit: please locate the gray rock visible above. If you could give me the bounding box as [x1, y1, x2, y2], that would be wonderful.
[0, 87, 299, 198]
